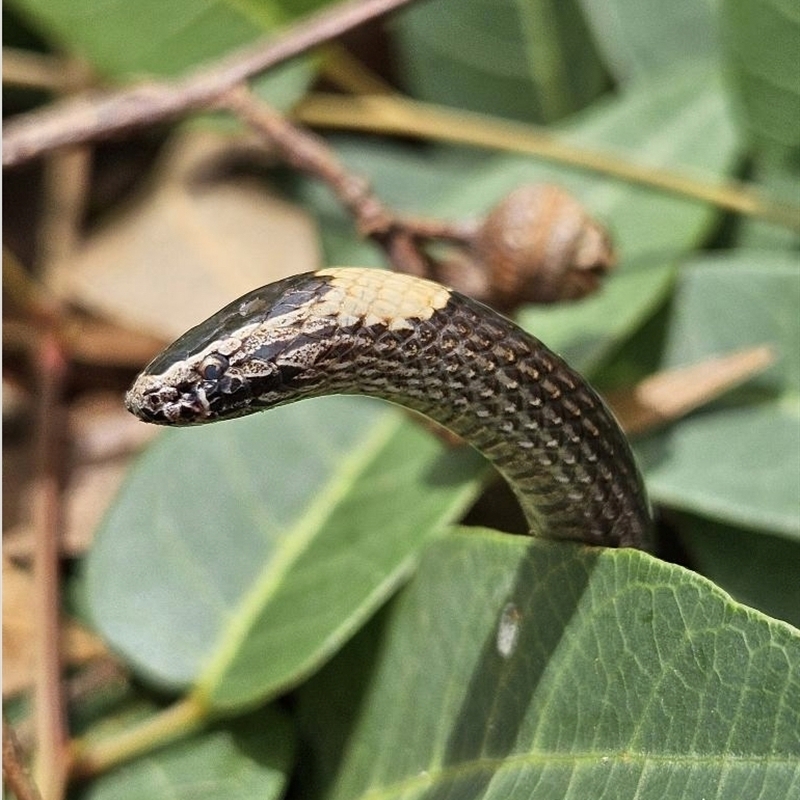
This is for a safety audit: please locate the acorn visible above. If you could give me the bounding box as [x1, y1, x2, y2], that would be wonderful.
[474, 184, 616, 310]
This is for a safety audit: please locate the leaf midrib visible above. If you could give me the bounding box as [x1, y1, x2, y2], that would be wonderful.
[191, 410, 404, 702]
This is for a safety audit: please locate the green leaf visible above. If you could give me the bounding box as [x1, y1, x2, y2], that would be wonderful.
[393, 0, 608, 123]
[302, 529, 800, 800]
[721, 0, 800, 153]
[636, 251, 800, 537]
[578, 0, 719, 83]
[675, 513, 800, 628]
[76, 706, 294, 800]
[86, 397, 486, 707]
[9, 0, 289, 76]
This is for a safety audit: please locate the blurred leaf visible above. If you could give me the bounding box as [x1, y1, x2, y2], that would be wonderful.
[735, 157, 800, 250]
[721, 0, 800, 154]
[76, 706, 294, 800]
[393, 0, 608, 123]
[5, 0, 321, 109]
[636, 251, 800, 537]
[8, 0, 292, 76]
[87, 397, 486, 706]
[578, 0, 719, 83]
[301, 529, 800, 800]
[675, 513, 800, 628]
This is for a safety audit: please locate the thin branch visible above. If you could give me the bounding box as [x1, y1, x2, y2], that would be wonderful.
[223, 86, 391, 235]
[3, 0, 420, 167]
[296, 93, 800, 232]
[222, 85, 465, 277]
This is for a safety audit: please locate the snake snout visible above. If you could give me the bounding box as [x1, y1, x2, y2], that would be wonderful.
[125, 381, 198, 425]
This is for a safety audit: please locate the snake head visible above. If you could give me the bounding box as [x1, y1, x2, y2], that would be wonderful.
[126, 268, 451, 425]
[125, 273, 335, 425]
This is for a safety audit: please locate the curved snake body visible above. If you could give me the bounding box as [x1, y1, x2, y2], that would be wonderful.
[126, 268, 652, 548]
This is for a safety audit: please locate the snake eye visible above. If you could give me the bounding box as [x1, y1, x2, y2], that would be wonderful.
[199, 354, 229, 381]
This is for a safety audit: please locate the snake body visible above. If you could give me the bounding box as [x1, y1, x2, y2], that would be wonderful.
[126, 268, 651, 548]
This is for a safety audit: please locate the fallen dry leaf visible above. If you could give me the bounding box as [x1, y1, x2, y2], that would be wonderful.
[51, 129, 321, 341]
[607, 345, 775, 437]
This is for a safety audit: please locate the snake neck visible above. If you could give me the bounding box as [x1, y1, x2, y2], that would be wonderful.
[304, 291, 651, 549]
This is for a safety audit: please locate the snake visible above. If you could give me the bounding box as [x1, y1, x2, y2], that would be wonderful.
[125, 267, 652, 549]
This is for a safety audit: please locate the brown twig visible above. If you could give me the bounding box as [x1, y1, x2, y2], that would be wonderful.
[3, 720, 43, 800]
[32, 330, 71, 800]
[223, 85, 494, 282]
[223, 86, 392, 237]
[3, 0, 420, 167]
[222, 85, 427, 275]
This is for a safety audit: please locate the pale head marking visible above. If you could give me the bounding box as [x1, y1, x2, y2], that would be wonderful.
[317, 267, 451, 331]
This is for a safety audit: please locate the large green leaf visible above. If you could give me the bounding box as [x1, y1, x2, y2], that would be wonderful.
[721, 0, 800, 153]
[393, 0, 608, 123]
[300, 529, 800, 800]
[577, 0, 719, 83]
[76, 706, 294, 800]
[87, 397, 486, 707]
[6, 0, 324, 76]
[636, 251, 800, 538]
